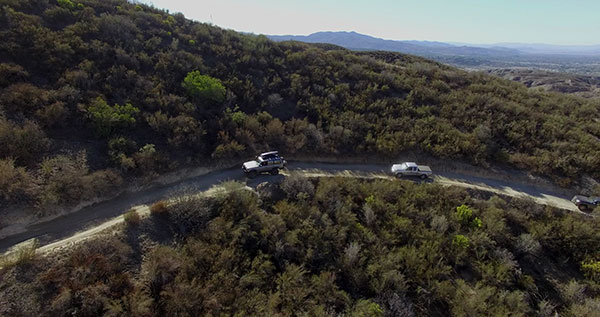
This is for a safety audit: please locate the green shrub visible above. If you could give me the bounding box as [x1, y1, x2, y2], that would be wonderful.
[471, 217, 482, 228]
[57, 0, 75, 10]
[182, 71, 226, 103]
[85, 98, 140, 137]
[453, 234, 470, 250]
[350, 299, 384, 317]
[456, 204, 473, 225]
[455, 204, 482, 229]
[581, 259, 600, 282]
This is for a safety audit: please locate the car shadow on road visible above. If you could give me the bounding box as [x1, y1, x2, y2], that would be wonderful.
[398, 175, 435, 184]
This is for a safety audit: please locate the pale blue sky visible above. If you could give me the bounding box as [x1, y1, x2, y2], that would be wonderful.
[142, 0, 600, 45]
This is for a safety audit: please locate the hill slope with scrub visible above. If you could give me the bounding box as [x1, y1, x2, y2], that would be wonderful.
[1, 0, 599, 214]
[2, 177, 600, 316]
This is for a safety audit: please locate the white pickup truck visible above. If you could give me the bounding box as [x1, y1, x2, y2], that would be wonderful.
[391, 162, 432, 179]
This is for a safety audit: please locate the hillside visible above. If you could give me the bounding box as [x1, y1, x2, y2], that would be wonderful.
[2, 177, 600, 315]
[1, 0, 600, 217]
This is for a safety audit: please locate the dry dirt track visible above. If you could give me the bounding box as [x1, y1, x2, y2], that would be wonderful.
[0, 161, 583, 254]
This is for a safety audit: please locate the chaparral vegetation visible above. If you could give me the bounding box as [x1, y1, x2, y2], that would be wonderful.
[0, 0, 599, 214]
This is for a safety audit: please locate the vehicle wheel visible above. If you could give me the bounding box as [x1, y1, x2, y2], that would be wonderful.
[420, 174, 427, 180]
[394, 173, 402, 178]
[248, 171, 258, 179]
[270, 168, 279, 175]
[578, 205, 589, 212]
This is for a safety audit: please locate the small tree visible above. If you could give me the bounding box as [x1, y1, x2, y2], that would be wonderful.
[86, 97, 140, 137]
[182, 71, 226, 103]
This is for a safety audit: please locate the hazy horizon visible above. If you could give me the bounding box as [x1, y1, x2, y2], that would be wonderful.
[272, 31, 600, 48]
[141, 0, 600, 46]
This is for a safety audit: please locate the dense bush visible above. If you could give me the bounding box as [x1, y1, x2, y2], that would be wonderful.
[0, 118, 50, 166]
[182, 71, 226, 103]
[3, 177, 599, 316]
[0, 0, 599, 214]
[37, 152, 122, 209]
[0, 158, 34, 203]
[85, 97, 140, 137]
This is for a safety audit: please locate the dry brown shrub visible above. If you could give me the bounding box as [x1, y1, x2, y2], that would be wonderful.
[150, 200, 169, 215]
[124, 209, 141, 226]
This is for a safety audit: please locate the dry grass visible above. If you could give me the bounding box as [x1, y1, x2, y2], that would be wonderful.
[0, 239, 38, 269]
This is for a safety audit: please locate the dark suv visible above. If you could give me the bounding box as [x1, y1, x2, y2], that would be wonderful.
[571, 195, 600, 212]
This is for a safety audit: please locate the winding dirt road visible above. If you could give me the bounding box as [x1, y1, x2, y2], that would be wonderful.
[0, 161, 581, 254]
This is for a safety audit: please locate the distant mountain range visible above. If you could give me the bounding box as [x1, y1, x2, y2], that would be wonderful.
[267, 31, 600, 75]
[268, 31, 600, 57]
[269, 31, 522, 57]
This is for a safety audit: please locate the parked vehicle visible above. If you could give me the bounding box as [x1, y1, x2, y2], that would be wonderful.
[242, 151, 287, 178]
[391, 162, 432, 179]
[571, 195, 600, 212]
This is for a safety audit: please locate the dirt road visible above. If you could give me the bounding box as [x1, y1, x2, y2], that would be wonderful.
[0, 162, 581, 253]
